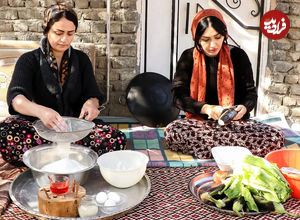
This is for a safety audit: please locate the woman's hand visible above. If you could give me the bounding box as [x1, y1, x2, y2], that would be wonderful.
[201, 104, 224, 120]
[79, 98, 100, 121]
[233, 105, 247, 120]
[38, 107, 68, 131]
[201, 104, 247, 121]
[12, 95, 67, 131]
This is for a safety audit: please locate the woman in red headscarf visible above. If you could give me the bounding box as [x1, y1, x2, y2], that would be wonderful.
[164, 9, 284, 158]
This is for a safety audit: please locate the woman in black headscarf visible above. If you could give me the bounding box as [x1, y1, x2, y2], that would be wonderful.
[0, 4, 127, 166]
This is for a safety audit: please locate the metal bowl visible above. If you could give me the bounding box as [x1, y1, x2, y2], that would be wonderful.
[32, 117, 95, 143]
[23, 144, 98, 187]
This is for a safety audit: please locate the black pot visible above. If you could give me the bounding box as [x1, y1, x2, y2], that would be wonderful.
[126, 72, 180, 127]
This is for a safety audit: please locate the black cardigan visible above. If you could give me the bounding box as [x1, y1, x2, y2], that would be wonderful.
[172, 46, 257, 119]
[7, 47, 104, 118]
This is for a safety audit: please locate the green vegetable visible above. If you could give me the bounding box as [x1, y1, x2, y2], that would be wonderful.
[273, 202, 300, 217]
[224, 175, 242, 199]
[201, 154, 296, 217]
[219, 176, 234, 194]
[221, 196, 233, 206]
[232, 197, 244, 217]
[200, 191, 226, 208]
[241, 184, 258, 212]
[241, 163, 290, 202]
[253, 194, 275, 211]
[242, 154, 288, 185]
[209, 184, 225, 196]
[236, 155, 291, 203]
[254, 194, 300, 217]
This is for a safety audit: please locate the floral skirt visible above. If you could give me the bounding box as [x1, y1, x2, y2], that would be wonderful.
[0, 116, 127, 167]
[164, 118, 285, 159]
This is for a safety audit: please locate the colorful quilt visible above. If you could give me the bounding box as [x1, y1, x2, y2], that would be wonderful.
[113, 123, 216, 167]
[111, 114, 300, 168]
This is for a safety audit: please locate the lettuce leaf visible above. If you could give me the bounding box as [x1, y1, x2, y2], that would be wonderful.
[233, 155, 291, 203]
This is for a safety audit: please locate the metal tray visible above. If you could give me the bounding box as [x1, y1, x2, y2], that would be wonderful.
[9, 166, 151, 220]
[188, 172, 268, 217]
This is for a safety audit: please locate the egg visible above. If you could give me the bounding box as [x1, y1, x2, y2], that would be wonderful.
[107, 192, 121, 203]
[78, 204, 98, 217]
[96, 191, 108, 204]
[104, 199, 116, 206]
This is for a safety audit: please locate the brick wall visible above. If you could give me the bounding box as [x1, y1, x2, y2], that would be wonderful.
[0, 0, 138, 116]
[1, 0, 300, 126]
[265, 0, 300, 126]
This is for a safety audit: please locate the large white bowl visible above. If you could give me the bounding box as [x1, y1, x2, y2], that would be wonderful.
[97, 150, 149, 188]
[212, 146, 252, 171]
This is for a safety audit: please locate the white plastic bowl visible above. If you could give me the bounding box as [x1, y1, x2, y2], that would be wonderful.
[211, 146, 252, 171]
[97, 150, 149, 188]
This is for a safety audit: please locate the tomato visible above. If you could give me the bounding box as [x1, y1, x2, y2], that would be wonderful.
[213, 170, 230, 184]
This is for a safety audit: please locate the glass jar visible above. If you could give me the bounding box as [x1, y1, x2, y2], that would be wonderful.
[78, 195, 98, 217]
[48, 175, 69, 194]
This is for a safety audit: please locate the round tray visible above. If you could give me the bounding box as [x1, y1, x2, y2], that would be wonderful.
[9, 166, 151, 219]
[188, 172, 268, 217]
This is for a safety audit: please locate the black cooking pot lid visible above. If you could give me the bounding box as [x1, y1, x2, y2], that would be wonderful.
[126, 72, 180, 127]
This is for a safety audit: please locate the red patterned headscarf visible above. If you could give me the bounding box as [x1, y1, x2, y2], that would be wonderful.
[186, 9, 235, 120]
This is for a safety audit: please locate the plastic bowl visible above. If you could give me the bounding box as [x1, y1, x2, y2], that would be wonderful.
[265, 149, 300, 199]
[211, 146, 252, 171]
[97, 150, 149, 188]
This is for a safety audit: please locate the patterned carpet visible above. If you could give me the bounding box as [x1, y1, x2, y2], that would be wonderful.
[111, 120, 300, 168]
[2, 167, 300, 220]
[1, 114, 300, 219]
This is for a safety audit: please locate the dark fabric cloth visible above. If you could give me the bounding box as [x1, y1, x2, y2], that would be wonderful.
[7, 47, 104, 117]
[204, 55, 219, 105]
[172, 45, 257, 119]
[0, 116, 127, 167]
[164, 118, 285, 159]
